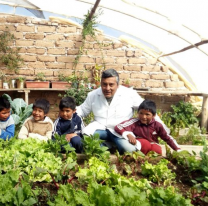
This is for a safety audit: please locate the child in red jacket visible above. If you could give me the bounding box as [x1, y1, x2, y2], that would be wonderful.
[115, 99, 181, 155]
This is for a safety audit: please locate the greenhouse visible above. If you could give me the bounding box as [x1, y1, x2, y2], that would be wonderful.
[0, 0, 208, 205]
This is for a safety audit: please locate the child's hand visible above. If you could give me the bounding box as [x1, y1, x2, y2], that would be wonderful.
[127, 134, 137, 145]
[65, 133, 77, 142]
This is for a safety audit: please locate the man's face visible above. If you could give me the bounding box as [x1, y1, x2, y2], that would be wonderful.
[59, 107, 75, 120]
[32, 107, 45, 121]
[0, 108, 10, 121]
[101, 77, 119, 98]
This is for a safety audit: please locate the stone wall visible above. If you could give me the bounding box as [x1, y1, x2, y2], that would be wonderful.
[0, 14, 189, 120]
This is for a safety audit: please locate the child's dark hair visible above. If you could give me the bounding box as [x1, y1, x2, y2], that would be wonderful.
[138, 99, 156, 115]
[59, 96, 76, 110]
[0, 96, 10, 112]
[33, 99, 50, 114]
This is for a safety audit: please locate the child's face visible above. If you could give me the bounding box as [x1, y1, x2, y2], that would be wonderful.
[138, 109, 155, 124]
[32, 107, 46, 121]
[0, 108, 11, 121]
[59, 107, 75, 120]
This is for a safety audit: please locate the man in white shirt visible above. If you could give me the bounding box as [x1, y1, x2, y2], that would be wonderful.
[77, 69, 169, 154]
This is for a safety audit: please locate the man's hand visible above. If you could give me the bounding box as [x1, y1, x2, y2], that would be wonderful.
[127, 134, 137, 145]
[65, 133, 77, 142]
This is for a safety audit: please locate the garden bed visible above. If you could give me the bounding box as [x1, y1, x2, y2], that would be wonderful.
[32, 152, 206, 206]
[0, 135, 207, 206]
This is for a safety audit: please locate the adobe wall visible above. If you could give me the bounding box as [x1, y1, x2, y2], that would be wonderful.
[0, 14, 189, 120]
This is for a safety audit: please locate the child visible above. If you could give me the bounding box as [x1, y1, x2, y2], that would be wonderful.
[0, 95, 15, 140]
[53, 97, 84, 153]
[18, 99, 53, 141]
[115, 99, 181, 155]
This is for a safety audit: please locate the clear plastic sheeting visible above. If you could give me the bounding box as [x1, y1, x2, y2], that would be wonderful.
[0, 0, 208, 92]
[0, 0, 38, 8]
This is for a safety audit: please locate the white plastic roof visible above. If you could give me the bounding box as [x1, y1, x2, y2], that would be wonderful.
[1, 0, 208, 92]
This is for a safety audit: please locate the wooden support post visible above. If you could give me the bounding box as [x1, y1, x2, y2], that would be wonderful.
[201, 94, 208, 131]
[24, 90, 30, 105]
[17, 89, 30, 105]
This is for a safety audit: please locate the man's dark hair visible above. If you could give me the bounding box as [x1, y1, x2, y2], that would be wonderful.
[59, 96, 76, 110]
[0, 96, 10, 112]
[138, 99, 156, 115]
[33, 99, 50, 114]
[101, 69, 119, 84]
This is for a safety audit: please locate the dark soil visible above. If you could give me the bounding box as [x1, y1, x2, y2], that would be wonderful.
[113, 155, 208, 205]
[33, 155, 207, 206]
[33, 182, 57, 205]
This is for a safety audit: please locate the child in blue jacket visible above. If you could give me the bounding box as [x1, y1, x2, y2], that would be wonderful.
[0, 95, 15, 140]
[53, 97, 84, 153]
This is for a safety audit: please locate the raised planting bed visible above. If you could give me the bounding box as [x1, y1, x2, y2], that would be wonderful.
[0, 137, 207, 206]
[161, 145, 204, 157]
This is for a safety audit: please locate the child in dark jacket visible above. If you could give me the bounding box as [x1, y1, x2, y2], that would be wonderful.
[0, 95, 15, 140]
[115, 99, 181, 155]
[53, 97, 84, 153]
